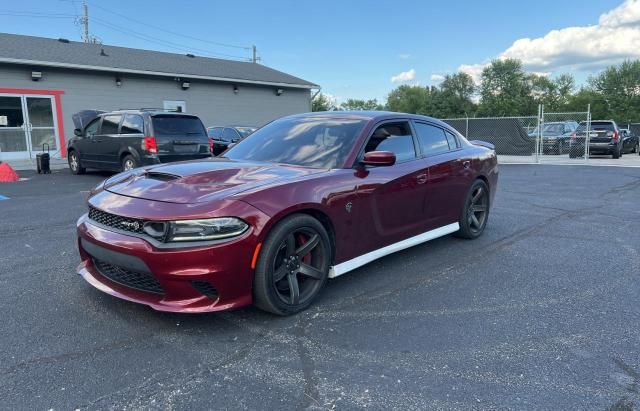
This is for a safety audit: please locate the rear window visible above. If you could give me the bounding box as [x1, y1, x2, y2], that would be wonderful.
[577, 122, 616, 132]
[208, 127, 222, 139]
[152, 116, 206, 139]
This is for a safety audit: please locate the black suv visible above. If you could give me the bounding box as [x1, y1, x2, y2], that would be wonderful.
[569, 120, 624, 159]
[67, 109, 211, 174]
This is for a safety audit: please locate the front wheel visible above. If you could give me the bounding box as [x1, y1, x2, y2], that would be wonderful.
[455, 179, 490, 240]
[68, 151, 86, 175]
[253, 214, 331, 315]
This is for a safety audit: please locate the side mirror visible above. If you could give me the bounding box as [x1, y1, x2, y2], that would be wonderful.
[361, 151, 396, 167]
[74, 128, 82, 137]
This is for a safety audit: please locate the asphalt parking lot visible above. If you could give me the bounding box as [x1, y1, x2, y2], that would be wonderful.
[1, 164, 639, 410]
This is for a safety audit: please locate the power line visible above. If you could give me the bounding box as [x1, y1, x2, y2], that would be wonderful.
[0, 11, 76, 18]
[89, 2, 252, 51]
[91, 18, 252, 61]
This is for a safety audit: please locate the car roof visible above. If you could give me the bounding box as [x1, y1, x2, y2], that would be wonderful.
[284, 111, 452, 127]
[104, 109, 198, 117]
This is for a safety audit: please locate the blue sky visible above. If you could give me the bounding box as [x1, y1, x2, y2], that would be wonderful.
[1, 0, 633, 103]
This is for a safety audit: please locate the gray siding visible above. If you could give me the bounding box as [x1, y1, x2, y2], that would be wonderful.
[1, 64, 311, 156]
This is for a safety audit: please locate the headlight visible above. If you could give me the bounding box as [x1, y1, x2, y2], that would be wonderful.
[159, 217, 249, 242]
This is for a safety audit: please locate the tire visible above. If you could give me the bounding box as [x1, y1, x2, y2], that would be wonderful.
[557, 141, 564, 155]
[253, 214, 331, 315]
[634, 143, 639, 154]
[612, 147, 621, 159]
[455, 179, 490, 240]
[121, 154, 138, 171]
[68, 150, 86, 175]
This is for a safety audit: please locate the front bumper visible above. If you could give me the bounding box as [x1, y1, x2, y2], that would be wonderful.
[77, 213, 259, 313]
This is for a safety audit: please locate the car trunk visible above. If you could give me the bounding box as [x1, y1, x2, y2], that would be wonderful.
[151, 115, 210, 159]
[576, 123, 616, 143]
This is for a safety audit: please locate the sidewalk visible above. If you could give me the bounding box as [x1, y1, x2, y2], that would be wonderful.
[1, 157, 68, 171]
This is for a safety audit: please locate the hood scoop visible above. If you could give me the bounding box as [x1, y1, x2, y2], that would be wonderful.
[144, 171, 181, 182]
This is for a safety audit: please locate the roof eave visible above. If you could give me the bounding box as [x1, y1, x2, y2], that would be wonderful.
[0, 57, 318, 89]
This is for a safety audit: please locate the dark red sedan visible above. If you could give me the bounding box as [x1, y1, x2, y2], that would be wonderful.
[77, 112, 498, 315]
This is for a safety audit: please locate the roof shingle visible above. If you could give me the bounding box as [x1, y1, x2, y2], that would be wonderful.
[0, 32, 316, 88]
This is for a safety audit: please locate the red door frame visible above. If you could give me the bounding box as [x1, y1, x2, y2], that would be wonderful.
[0, 88, 67, 158]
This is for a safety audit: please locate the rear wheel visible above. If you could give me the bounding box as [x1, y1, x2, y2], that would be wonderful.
[121, 154, 138, 171]
[253, 214, 331, 315]
[455, 179, 490, 239]
[612, 146, 621, 159]
[68, 150, 85, 175]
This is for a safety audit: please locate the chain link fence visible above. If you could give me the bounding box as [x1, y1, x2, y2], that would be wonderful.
[443, 115, 539, 162]
[443, 105, 594, 164]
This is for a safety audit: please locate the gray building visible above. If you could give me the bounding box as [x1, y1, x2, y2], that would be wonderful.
[0, 33, 317, 164]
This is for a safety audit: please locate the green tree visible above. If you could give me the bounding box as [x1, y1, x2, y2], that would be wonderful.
[588, 60, 640, 122]
[434, 72, 477, 117]
[565, 87, 609, 120]
[529, 73, 575, 111]
[311, 93, 336, 112]
[478, 59, 535, 116]
[339, 98, 384, 111]
[386, 85, 431, 114]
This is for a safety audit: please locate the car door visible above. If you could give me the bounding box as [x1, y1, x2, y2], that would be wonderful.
[120, 114, 145, 161]
[413, 122, 472, 228]
[76, 117, 102, 166]
[355, 120, 430, 252]
[95, 114, 123, 168]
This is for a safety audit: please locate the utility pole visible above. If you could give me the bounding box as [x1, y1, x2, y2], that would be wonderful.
[252, 45, 259, 63]
[82, 0, 89, 43]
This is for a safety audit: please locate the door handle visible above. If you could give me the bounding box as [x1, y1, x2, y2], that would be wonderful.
[416, 173, 427, 184]
[462, 160, 471, 169]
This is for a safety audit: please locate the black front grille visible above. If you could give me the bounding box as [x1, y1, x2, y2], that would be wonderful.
[93, 259, 164, 295]
[88, 206, 145, 234]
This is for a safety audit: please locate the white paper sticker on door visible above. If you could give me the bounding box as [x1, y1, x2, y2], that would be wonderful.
[0, 116, 7, 126]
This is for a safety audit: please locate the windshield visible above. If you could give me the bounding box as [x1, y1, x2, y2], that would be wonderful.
[152, 116, 207, 139]
[235, 127, 256, 138]
[225, 117, 367, 168]
[530, 123, 565, 135]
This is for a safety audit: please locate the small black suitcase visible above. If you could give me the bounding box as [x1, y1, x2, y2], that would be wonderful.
[36, 143, 51, 174]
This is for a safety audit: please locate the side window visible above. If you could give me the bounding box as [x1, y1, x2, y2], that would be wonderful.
[100, 115, 122, 134]
[208, 127, 222, 139]
[364, 122, 416, 163]
[120, 114, 144, 134]
[84, 118, 101, 138]
[222, 128, 240, 142]
[414, 122, 450, 155]
[445, 130, 460, 149]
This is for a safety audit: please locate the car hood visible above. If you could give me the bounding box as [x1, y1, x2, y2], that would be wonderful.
[103, 159, 326, 204]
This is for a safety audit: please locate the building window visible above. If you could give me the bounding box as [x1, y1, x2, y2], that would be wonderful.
[163, 100, 186, 113]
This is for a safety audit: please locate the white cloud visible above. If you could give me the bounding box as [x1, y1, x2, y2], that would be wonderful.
[459, 0, 640, 80]
[398, 53, 412, 60]
[391, 68, 416, 83]
[430, 74, 445, 82]
[458, 63, 486, 84]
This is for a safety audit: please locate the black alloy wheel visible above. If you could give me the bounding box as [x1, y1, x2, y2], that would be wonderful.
[253, 214, 331, 315]
[456, 179, 490, 239]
